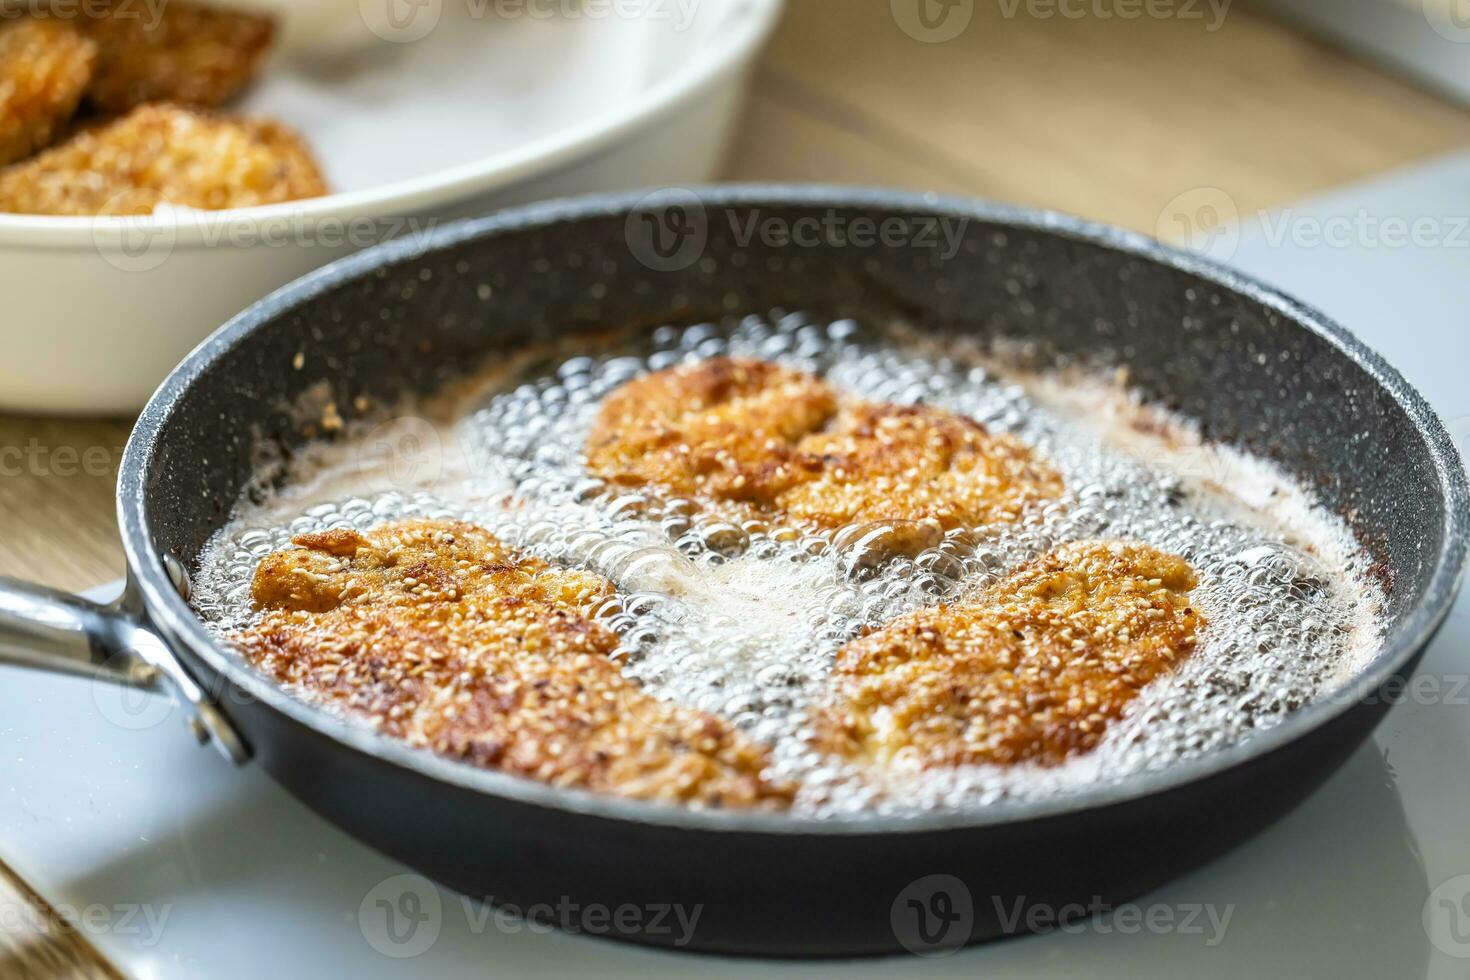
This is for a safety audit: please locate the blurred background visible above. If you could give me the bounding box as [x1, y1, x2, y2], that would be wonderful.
[732, 0, 1470, 232]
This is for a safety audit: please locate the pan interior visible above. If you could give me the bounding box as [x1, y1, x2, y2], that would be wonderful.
[129, 193, 1465, 822]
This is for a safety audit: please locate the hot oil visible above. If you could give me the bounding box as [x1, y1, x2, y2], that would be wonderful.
[192, 314, 1385, 816]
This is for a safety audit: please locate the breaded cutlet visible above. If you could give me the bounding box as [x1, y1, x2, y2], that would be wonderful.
[818, 540, 1204, 769]
[586, 357, 840, 507]
[585, 357, 1063, 536]
[0, 18, 96, 166]
[235, 520, 793, 809]
[0, 102, 326, 214]
[30, 0, 277, 112]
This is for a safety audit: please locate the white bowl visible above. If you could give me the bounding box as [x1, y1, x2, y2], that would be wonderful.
[0, 0, 782, 414]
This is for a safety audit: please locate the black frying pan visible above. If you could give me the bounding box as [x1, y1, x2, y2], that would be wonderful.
[1, 187, 1465, 957]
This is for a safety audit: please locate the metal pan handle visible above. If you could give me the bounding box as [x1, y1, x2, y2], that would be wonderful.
[0, 576, 251, 764]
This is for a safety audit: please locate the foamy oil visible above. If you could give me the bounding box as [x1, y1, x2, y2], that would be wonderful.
[192, 313, 1385, 816]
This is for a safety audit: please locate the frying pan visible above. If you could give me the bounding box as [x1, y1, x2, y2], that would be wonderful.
[1, 187, 1465, 958]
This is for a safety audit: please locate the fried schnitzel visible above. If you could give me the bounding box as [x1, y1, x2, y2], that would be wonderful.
[818, 541, 1204, 768]
[585, 358, 1062, 535]
[235, 519, 792, 809]
[0, 103, 326, 214]
[49, 0, 275, 112]
[0, 19, 95, 166]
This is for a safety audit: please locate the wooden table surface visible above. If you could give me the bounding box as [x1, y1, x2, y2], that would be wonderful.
[4, 2, 1470, 976]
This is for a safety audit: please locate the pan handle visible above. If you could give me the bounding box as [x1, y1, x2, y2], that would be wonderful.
[0, 576, 251, 764]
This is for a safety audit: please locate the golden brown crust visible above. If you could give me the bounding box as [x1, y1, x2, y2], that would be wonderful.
[587, 358, 840, 508]
[778, 402, 1063, 529]
[0, 19, 96, 166]
[0, 102, 326, 214]
[817, 541, 1205, 769]
[67, 0, 274, 112]
[236, 520, 793, 809]
[585, 357, 1063, 535]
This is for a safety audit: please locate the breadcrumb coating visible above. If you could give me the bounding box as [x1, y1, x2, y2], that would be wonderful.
[235, 520, 793, 809]
[586, 357, 1062, 535]
[780, 402, 1063, 529]
[0, 102, 326, 214]
[587, 357, 840, 507]
[818, 540, 1204, 768]
[0, 19, 96, 166]
[70, 0, 274, 112]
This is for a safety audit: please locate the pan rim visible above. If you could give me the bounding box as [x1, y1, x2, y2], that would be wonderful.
[117, 184, 1470, 835]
